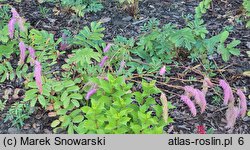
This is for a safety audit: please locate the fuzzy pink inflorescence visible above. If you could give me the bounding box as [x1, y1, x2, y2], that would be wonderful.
[103, 43, 111, 53]
[85, 88, 97, 100]
[17, 18, 25, 31]
[180, 95, 197, 117]
[34, 60, 42, 94]
[159, 65, 166, 76]
[184, 86, 207, 113]
[236, 89, 247, 118]
[11, 8, 20, 18]
[28, 46, 36, 61]
[8, 8, 25, 37]
[195, 89, 207, 113]
[225, 106, 240, 129]
[99, 56, 108, 67]
[11, 8, 25, 31]
[8, 17, 16, 39]
[19, 41, 26, 64]
[219, 80, 234, 105]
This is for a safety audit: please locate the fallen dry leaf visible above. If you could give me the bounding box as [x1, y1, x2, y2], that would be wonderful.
[48, 112, 57, 117]
[12, 88, 21, 99]
[46, 104, 54, 111]
[3, 88, 13, 100]
[160, 92, 168, 123]
[243, 71, 250, 77]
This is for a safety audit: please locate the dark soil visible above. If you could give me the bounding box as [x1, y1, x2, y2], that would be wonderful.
[0, 0, 249, 134]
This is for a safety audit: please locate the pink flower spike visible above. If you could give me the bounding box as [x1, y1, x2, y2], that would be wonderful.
[17, 18, 25, 31]
[159, 65, 166, 76]
[219, 80, 234, 105]
[184, 86, 207, 113]
[236, 89, 247, 118]
[34, 60, 42, 94]
[196, 89, 207, 113]
[8, 17, 16, 39]
[180, 95, 197, 117]
[225, 106, 240, 129]
[85, 88, 97, 100]
[11, 8, 20, 18]
[184, 86, 196, 95]
[28, 46, 36, 61]
[19, 41, 26, 64]
[99, 56, 108, 67]
[103, 43, 111, 53]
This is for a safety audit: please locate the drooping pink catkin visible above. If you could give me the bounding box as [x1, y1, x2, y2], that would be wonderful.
[11, 8, 20, 18]
[99, 56, 108, 67]
[103, 43, 111, 53]
[19, 41, 26, 64]
[34, 60, 42, 94]
[8, 17, 16, 39]
[28, 46, 36, 61]
[85, 88, 97, 100]
[11, 8, 25, 32]
[184, 86, 207, 113]
[219, 80, 234, 105]
[236, 89, 247, 118]
[180, 95, 197, 117]
[159, 65, 166, 76]
[225, 106, 240, 129]
[184, 86, 196, 96]
[17, 18, 25, 31]
[196, 89, 207, 113]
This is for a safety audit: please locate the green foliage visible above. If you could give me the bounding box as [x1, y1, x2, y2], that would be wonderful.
[141, 18, 160, 32]
[50, 74, 175, 134]
[38, 6, 50, 18]
[52, 108, 84, 134]
[0, 26, 17, 59]
[243, 0, 250, 28]
[25, 29, 62, 77]
[217, 31, 241, 61]
[52, 79, 84, 111]
[62, 22, 105, 80]
[0, 5, 11, 29]
[120, 0, 240, 74]
[1, 0, 244, 134]
[60, 0, 103, 17]
[24, 79, 51, 108]
[0, 99, 6, 111]
[0, 60, 29, 83]
[74, 74, 173, 134]
[4, 102, 33, 129]
[73, 22, 105, 51]
[194, 0, 212, 20]
[211, 86, 222, 105]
